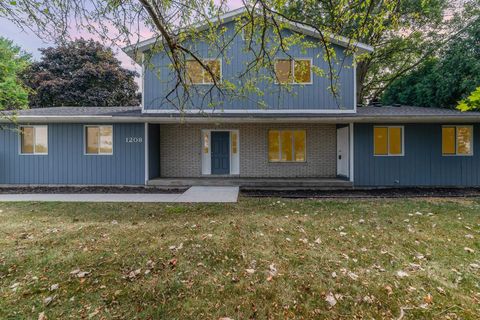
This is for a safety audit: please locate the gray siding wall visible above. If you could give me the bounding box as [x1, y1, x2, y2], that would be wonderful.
[354, 123, 480, 187]
[159, 123, 336, 177]
[144, 21, 355, 111]
[0, 123, 145, 185]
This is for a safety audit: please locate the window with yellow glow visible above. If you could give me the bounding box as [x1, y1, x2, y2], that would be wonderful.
[268, 129, 306, 162]
[20, 126, 48, 155]
[85, 125, 113, 155]
[186, 59, 221, 84]
[231, 132, 238, 154]
[274, 59, 312, 84]
[374, 126, 403, 156]
[442, 126, 473, 155]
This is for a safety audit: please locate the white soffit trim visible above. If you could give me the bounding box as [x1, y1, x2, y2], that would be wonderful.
[142, 108, 357, 114]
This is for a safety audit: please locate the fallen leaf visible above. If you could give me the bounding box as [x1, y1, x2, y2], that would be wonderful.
[49, 284, 59, 291]
[325, 292, 337, 308]
[245, 268, 255, 274]
[38, 312, 47, 320]
[396, 270, 409, 278]
[464, 247, 475, 253]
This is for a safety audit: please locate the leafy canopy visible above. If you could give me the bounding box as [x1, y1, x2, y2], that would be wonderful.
[0, 37, 30, 111]
[22, 39, 140, 108]
[457, 87, 480, 111]
[381, 18, 480, 108]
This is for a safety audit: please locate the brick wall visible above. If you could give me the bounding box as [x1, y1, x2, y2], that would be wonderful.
[159, 123, 337, 177]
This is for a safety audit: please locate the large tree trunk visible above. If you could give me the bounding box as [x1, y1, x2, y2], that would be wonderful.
[356, 60, 370, 106]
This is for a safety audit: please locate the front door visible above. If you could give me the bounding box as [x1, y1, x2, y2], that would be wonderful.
[211, 131, 230, 175]
[337, 126, 349, 177]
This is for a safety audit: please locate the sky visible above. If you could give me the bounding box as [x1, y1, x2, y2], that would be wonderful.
[0, 0, 244, 80]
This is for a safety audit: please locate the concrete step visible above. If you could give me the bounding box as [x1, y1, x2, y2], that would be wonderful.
[148, 177, 353, 189]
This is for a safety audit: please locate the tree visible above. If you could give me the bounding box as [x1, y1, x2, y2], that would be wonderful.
[3, 0, 470, 109]
[457, 87, 480, 111]
[282, 0, 480, 104]
[21, 39, 139, 108]
[381, 18, 480, 108]
[0, 37, 30, 111]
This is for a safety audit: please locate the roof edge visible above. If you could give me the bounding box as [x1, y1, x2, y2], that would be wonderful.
[122, 6, 374, 60]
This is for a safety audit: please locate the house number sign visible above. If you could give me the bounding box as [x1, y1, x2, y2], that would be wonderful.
[125, 137, 143, 143]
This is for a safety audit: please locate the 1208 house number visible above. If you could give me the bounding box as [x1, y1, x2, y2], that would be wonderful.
[125, 137, 143, 143]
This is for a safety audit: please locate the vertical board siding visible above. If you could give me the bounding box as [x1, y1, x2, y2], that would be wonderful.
[144, 21, 355, 111]
[0, 123, 145, 185]
[354, 123, 480, 187]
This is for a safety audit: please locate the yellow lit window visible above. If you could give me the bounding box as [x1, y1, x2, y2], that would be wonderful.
[268, 129, 306, 162]
[275, 59, 312, 84]
[20, 126, 48, 155]
[231, 132, 238, 154]
[186, 59, 221, 84]
[374, 126, 403, 156]
[85, 125, 113, 155]
[442, 126, 473, 155]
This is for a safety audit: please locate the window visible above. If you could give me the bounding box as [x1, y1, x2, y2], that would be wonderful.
[274, 59, 312, 84]
[442, 126, 473, 156]
[85, 126, 113, 155]
[186, 59, 221, 84]
[374, 126, 403, 156]
[20, 125, 48, 155]
[268, 129, 306, 162]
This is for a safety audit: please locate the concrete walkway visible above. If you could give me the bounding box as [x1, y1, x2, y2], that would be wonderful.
[0, 186, 239, 203]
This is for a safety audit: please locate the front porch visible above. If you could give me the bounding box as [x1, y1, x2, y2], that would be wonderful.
[147, 177, 353, 189]
[145, 122, 353, 189]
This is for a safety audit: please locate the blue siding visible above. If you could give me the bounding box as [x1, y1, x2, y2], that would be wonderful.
[144, 21, 355, 111]
[0, 123, 145, 185]
[354, 123, 480, 187]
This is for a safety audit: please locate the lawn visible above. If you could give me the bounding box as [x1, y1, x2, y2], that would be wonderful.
[0, 197, 479, 319]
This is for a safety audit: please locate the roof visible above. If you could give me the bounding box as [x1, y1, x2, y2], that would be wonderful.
[4, 105, 480, 124]
[123, 6, 374, 60]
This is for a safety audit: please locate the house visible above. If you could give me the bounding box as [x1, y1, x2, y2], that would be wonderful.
[1, 7, 480, 189]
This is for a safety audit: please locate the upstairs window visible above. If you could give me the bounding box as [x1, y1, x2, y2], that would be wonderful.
[186, 59, 221, 84]
[268, 129, 306, 162]
[274, 59, 312, 84]
[374, 126, 403, 156]
[442, 126, 473, 156]
[20, 125, 48, 155]
[85, 125, 113, 155]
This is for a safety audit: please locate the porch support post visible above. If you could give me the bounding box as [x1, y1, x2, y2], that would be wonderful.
[349, 123, 354, 183]
[144, 122, 149, 185]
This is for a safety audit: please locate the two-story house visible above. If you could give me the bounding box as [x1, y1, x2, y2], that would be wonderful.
[1, 7, 480, 188]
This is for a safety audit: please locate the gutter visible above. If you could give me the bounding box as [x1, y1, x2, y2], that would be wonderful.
[4, 114, 480, 124]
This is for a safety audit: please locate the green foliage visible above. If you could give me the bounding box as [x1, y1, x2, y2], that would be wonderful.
[22, 39, 139, 108]
[0, 37, 30, 111]
[457, 87, 480, 111]
[382, 19, 480, 108]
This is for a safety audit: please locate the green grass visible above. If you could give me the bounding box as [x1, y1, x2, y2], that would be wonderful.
[0, 197, 479, 319]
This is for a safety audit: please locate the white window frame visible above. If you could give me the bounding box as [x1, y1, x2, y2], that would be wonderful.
[373, 125, 405, 157]
[274, 58, 313, 85]
[19, 125, 48, 155]
[186, 58, 222, 85]
[442, 125, 474, 156]
[84, 125, 114, 156]
[268, 129, 307, 163]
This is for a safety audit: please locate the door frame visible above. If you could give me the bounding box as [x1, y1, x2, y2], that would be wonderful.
[336, 125, 350, 178]
[201, 129, 240, 175]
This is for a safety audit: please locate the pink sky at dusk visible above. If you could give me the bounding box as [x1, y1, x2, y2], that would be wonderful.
[0, 0, 246, 83]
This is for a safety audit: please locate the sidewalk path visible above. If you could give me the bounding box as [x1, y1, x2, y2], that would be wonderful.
[0, 186, 239, 203]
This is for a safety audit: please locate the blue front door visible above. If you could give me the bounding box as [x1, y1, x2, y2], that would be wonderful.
[211, 131, 230, 175]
